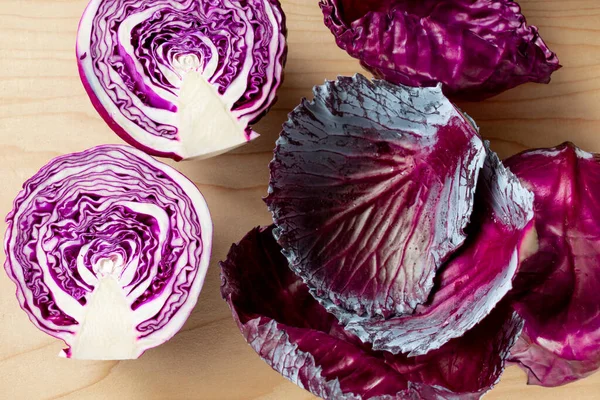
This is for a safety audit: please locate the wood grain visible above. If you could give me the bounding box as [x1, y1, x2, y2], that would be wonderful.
[0, 0, 599, 399]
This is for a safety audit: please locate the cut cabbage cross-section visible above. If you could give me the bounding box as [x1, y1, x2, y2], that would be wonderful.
[4, 145, 213, 359]
[77, 0, 287, 160]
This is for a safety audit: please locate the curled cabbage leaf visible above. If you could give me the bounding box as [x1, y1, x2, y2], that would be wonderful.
[77, 0, 287, 160]
[220, 225, 524, 400]
[320, 0, 560, 101]
[338, 148, 535, 355]
[505, 143, 600, 386]
[4, 145, 212, 360]
[266, 74, 485, 320]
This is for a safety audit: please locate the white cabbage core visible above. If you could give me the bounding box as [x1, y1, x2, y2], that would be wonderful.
[70, 256, 137, 360]
[174, 54, 250, 159]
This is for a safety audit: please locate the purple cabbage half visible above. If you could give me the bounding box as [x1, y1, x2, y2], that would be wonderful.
[4, 145, 213, 360]
[320, 0, 560, 101]
[505, 143, 600, 386]
[220, 225, 524, 400]
[77, 0, 287, 161]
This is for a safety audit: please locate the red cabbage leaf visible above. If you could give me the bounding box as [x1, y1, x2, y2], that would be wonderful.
[220, 225, 523, 400]
[320, 0, 560, 101]
[505, 143, 600, 386]
[340, 148, 535, 355]
[265, 74, 485, 321]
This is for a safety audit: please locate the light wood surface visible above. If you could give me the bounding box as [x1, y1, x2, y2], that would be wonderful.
[1, 0, 599, 399]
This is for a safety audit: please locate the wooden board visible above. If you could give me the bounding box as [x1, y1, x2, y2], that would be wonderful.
[0, 0, 599, 398]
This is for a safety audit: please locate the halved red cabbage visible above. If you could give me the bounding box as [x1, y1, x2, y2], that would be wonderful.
[266, 74, 485, 320]
[4, 145, 212, 360]
[220, 225, 523, 399]
[320, 0, 560, 101]
[77, 0, 287, 161]
[505, 143, 600, 386]
[339, 148, 535, 355]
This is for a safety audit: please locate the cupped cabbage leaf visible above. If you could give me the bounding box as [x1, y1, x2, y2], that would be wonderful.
[339, 148, 535, 355]
[266, 74, 485, 320]
[506, 143, 600, 386]
[320, 0, 560, 101]
[220, 225, 523, 400]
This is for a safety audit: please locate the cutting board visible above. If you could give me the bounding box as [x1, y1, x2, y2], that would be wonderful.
[0, 0, 599, 399]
